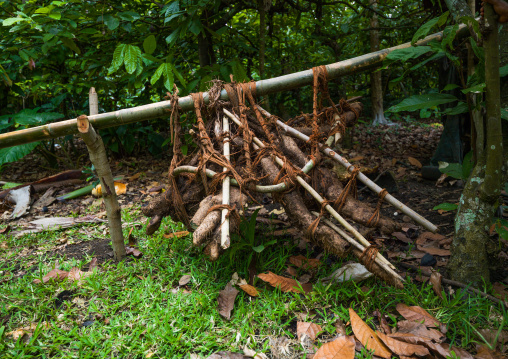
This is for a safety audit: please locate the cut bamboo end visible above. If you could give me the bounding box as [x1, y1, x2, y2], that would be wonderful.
[77, 115, 90, 133]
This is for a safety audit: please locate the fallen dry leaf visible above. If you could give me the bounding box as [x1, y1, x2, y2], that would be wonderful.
[475, 344, 504, 359]
[68, 267, 91, 283]
[239, 283, 259, 297]
[492, 282, 508, 301]
[164, 231, 190, 239]
[179, 275, 192, 286]
[395, 304, 445, 332]
[205, 351, 246, 359]
[33, 268, 69, 284]
[395, 321, 445, 343]
[6, 322, 49, 341]
[289, 255, 322, 270]
[429, 271, 443, 299]
[416, 232, 447, 245]
[417, 245, 451, 257]
[334, 318, 347, 336]
[477, 328, 508, 347]
[88, 257, 98, 271]
[286, 266, 298, 277]
[392, 231, 411, 243]
[376, 331, 430, 357]
[257, 271, 312, 293]
[218, 283, 238, 320]
[297, 322, 322, 341]
[408, 157, 422, 168]
[125, 246, 143, 258]
[425, 342, 474, 359]
[373, 310, 391, 334]
[314, 335, 355, 359]
[349, 308, 392, 358]
[0, 225, 11, 235]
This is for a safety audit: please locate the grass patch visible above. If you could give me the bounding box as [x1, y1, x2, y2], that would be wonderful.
[0, 207, 506, 358]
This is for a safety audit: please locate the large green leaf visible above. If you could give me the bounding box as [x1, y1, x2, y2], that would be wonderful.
[442, 102, 468, 116]
[387, 93, 457, 113]
[60, 38, 81, 54]
[433, 203, 458, 211]
[501, 108, 508, 121]
[15, 112, 62, 126]
[0, 142, 40, 167]
[124, 45, 141, 74]
[411, 13, 447, 45]
[109, 44, 126, 74]
[500, 64, 508, 77]
[151, 63, 165, 85]
[163, 63, 174, 91]
[143, 35, 157, 55]
[439, 161, 463, 180]
[3, 18, 26, 26]
[386, 46, 432, 62]
[461, 83, 485, 94]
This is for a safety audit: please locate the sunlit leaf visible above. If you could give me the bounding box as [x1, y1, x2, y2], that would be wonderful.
[387, 94, 457, 113]
[0, 142, 40, 167]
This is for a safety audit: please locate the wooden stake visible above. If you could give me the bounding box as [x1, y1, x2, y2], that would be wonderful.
[220, 115, 231, 249]
[77, 88, 126, 260]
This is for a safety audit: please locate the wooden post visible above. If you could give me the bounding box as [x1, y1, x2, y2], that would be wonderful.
[77, 88, 126, 260]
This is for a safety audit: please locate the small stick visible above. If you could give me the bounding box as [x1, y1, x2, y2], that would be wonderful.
[225, 109, 403, 284]
[314, 212, 403, 281]
[256, 104, 438, 233]
[220, 115, 231, 249]
[397, 263, 507, 308]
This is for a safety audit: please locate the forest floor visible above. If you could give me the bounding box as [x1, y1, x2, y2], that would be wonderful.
[0, 119, 507, 358]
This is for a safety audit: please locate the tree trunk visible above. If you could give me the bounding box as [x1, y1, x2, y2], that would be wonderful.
[198, 13, 215, 68]
[447, 2, 503, 284]
[369, 0, 386, 125]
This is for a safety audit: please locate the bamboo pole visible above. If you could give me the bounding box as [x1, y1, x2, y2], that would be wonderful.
[223, 109, 402, 283]
[220, 115, 231, 249]
[255, 105, 439, 233]
[313, 212, 403, 282]
[0, 24, 468, 150]
[78, 88, 126, 260]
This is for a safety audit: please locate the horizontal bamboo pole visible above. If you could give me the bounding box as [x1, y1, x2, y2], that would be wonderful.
[256, 105, 439, 233]
[0, 24, 467, 150]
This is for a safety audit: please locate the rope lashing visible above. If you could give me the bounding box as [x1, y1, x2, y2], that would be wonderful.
[366, 188, 389, 227]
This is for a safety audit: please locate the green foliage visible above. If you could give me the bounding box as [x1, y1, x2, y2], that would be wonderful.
[387, 93, 457, 113]
[438, 151, 474, 181]
[0, 142, 40, 168]
[411, 11, 449, 45]
[230, 209, 276, 270]
[0, 0, 442, 162]
[433, 203, 458, 211]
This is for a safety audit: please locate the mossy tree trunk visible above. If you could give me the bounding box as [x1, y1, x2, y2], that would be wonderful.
[447, 2, 504, 284]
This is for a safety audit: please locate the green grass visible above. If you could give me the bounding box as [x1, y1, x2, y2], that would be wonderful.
[0, 206, 506, 358]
